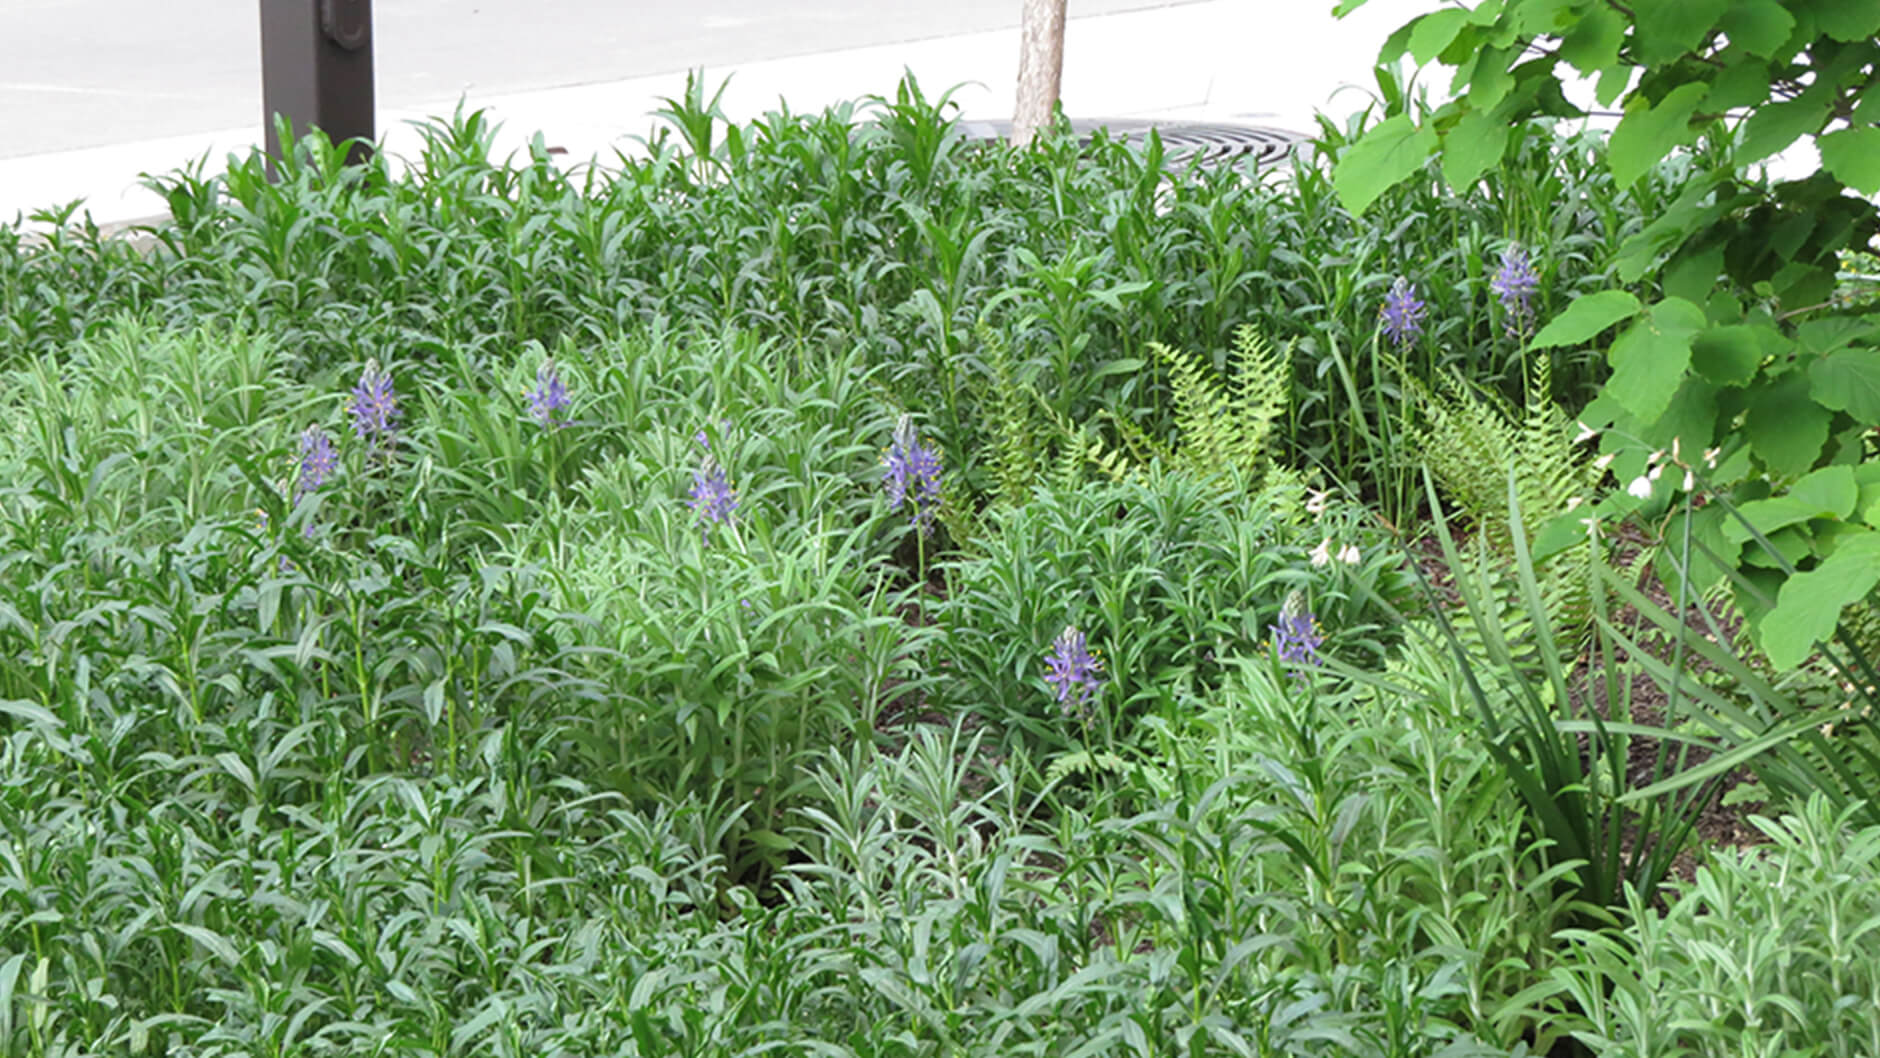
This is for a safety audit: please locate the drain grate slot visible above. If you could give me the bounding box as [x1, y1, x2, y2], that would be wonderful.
[958, 118, 1307, 170]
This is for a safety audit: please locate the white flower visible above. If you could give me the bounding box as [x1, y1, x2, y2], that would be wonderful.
[1565, 495, 1584, 511]
[1594, 452, 1616, 471]
[1649, 463, 1664, 481]
[1683, 468, 1695, 491]
[1703, 446, 1720, 468]
[1305, 489, 1329, 516]
[1580, 515, 1599, 539]
[1337, 543, 1361, 565]
[1671, 437, 1682, 462]
[1626, 474, 1654, 499]
[1309, 539, 1333, 568]
[1573, 421, 1598, 444]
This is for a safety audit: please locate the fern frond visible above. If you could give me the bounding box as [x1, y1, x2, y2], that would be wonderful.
[1153, 340, 1234, 473]
[978, 323, 1042, 510]
[1045, 749, 1136, 787]
[1227, 324, 1290, 473]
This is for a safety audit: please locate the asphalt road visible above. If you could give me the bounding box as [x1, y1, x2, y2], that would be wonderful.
[1, 0, 1201, 159]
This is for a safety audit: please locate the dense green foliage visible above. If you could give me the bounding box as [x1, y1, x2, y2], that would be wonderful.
[3, 68, 1877, 1055]
[1335, 0, 1880, 674]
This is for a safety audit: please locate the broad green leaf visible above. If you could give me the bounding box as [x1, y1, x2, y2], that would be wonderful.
[1798, 316, 1879, 357]
[1442, 107, 1509, 192]
[1690, 324, 1766, 386]
[1809, 348, 1880, 423]
[1558, 5, 1626, 74]
[1746, 372, 1833, 476]
[1726, 465, 1859, 545]
[1855, 79, 1880, 126]
[1530, 290, 1642, 349]
[1704, 55, 1775, 112]
[1819, 127, 1880, 195]
[1634, 0, 1728, 63]
[1641, 376, 1721, 452]
[1814, 0, 1880, 41]
[1740, 97, 1829, 164]
[1762, 530, 1880, 668]
[1408, 9, 1470, 65]
[1610, 82, 1709, 187]
[1333, 0, 1373, 16]
[1607, 298, 1705, 424]
[1596, 65, 1634, 107]
[1720, 0, 1796, 57]
[1469, 46, 1518, 109]
[1332, 114, 1437, 216]
[1512, 0, 1580, 35]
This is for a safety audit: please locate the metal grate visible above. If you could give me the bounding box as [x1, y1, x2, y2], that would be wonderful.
[958, 118, 1307, 170]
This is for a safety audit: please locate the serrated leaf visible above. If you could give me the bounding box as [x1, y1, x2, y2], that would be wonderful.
[1819, 127, 1880, 195]
[1607, 299, 1705, 424]
[1720, 0, 1797, 56]
[1691, 324, 1766, 386]
[1705, 55, 1775, 111]
[1809, 348, 1880, 422]
[1610, 82, 1709, 187]
[1797, 316, 1878, 356]
[1408, 8, 1470, 65]
[1634, 0, 1728, 64]
[1726, 465, 1860, 545]
[1815, 0, 1880, 41]
[1442, 106, 1509, 192]
[1558, 5, 1626, 74]
[1530, 290, 1642, 349]
[1740, 97, 1829, 164]
[1333, 114, 1437, 216]
[1596, 65, 1634, 107]
[1746, 371, 1832, 475]
[1470, 46, 1518, 109]
[1762, 531, 1880, 668]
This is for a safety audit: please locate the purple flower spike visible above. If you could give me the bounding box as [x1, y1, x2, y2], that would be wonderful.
[1044, 625, 1105, 718]
[882, 414, 944, 535]
[1490, 244, 1540, 339]
[526, 360, 571, 429]
[687, 455, 738, 540]
[348, 359, 400, 446]
[1270, 592, 1324, 679]
[1379, 277, 1428, 348]
[295, 424, 338, 501]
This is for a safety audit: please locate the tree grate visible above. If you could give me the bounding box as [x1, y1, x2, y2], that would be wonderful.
[958, 118, 1307, 170]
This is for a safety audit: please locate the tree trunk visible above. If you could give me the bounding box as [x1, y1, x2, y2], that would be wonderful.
[1012, 0, 1068, 146]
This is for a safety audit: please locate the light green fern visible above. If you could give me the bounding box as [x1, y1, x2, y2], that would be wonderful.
[978, 324, 1041, 509]
[1414, 352, 1594, 544]
[1148, 325, 1291, 483]
[1413, 351, 1601, 638]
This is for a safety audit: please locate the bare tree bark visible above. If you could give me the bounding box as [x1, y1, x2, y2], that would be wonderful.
[1012, 0, 1067, 146]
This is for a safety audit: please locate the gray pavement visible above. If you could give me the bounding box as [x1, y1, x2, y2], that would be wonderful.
[2, 0, 1197, 159]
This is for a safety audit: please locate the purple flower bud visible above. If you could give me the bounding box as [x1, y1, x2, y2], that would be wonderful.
[1044, 625, 1105, 717]
[1489, 244, 1540, 339]
[348, 359, 400, 446]
[525, 360, 571, 429]
[1270, 609, 1324, 675]
[687, 455, 738, 540]
[295, 425, 338, 501]
[882, 415, 943, 535]
[1379, 277, 1427, 348]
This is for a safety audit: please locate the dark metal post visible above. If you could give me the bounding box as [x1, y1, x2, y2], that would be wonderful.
[260, 0, 376, 167]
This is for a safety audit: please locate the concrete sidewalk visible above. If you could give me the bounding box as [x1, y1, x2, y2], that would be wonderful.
[0, 1, 1415, 230]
